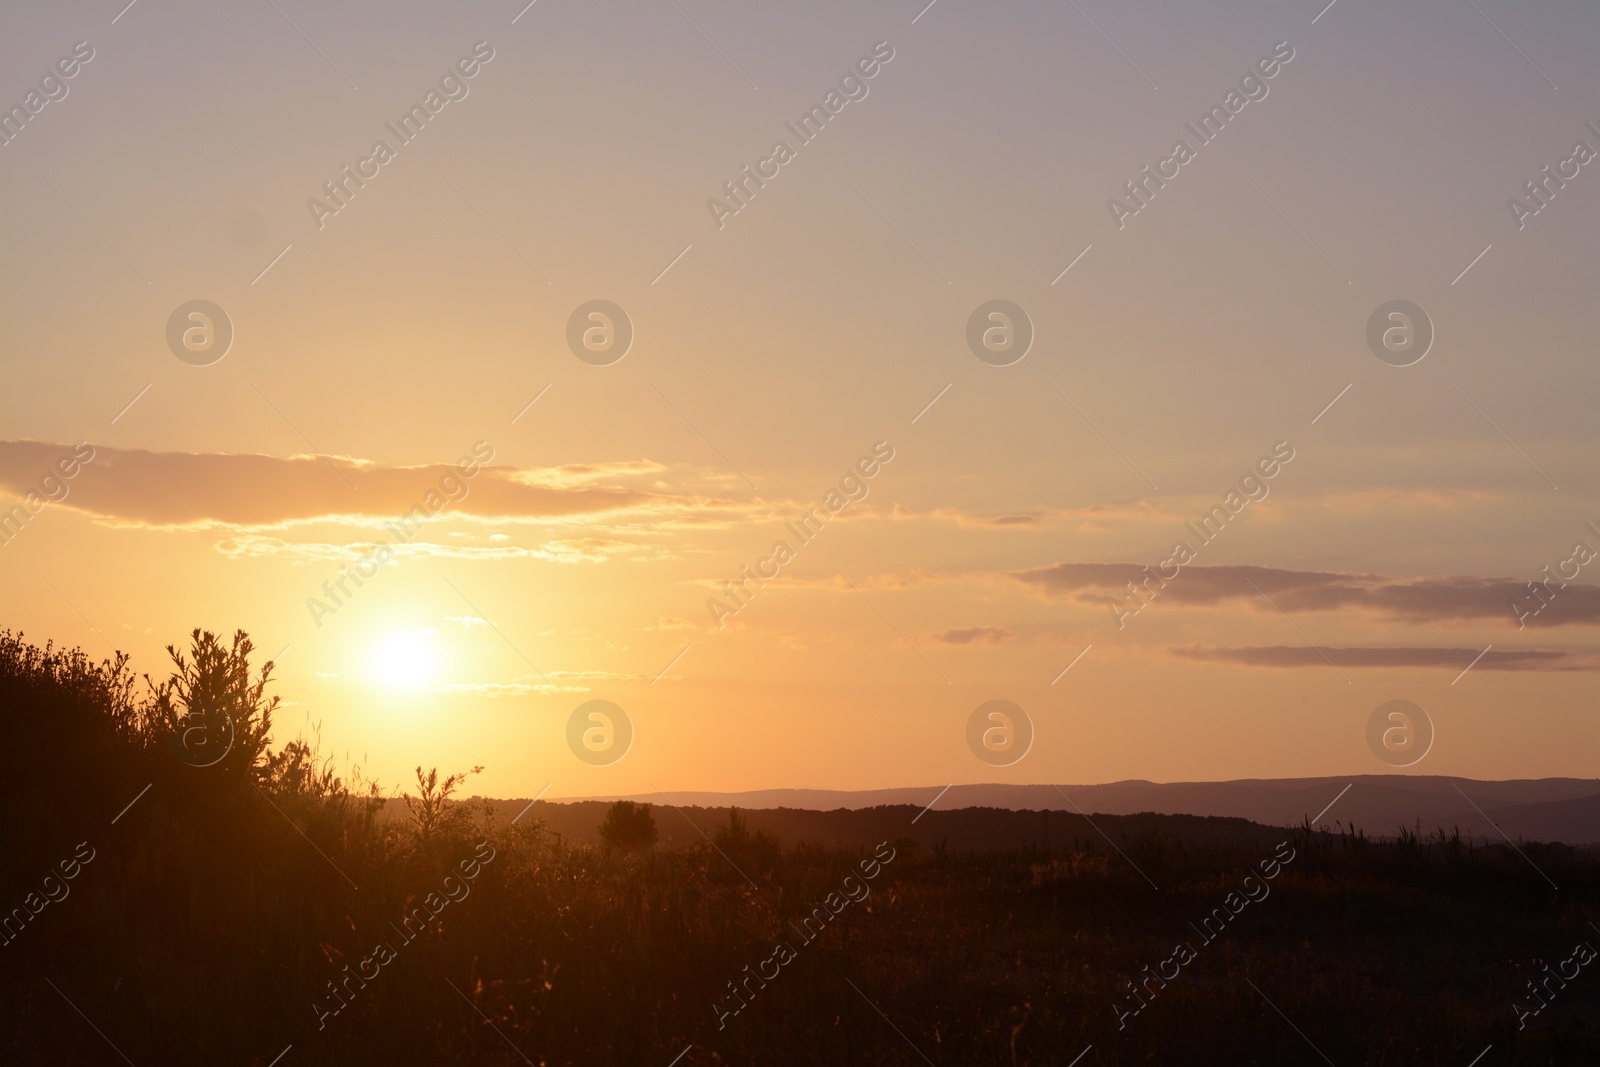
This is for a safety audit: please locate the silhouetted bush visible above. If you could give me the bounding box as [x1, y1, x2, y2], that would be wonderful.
[599, 800, 658, 852]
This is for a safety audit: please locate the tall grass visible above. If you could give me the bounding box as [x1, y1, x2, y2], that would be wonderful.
[1, 630, 1596, 1065]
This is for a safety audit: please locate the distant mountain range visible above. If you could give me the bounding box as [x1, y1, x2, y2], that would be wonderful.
[523, 776, 1600, 844]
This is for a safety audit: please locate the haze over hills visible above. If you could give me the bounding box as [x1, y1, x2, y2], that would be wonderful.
[530, 776, 1600, 845]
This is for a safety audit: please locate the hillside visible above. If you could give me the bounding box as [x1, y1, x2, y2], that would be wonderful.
[489, 774, 1600, 845]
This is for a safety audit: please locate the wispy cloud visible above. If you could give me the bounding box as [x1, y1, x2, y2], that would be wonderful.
[433, 681, 590, 696]
[893, 503, 1043, 527]
[0, 441, 755, 530]
[432, 668, 644, 697]
[510, 459, 667, 488]
[1011, 563, 1600, 628]
[643, 617, 698, 632]
[926, 626, 1014, 645]
[214, 534, 641, 564]
[1172, 645, 1592, 671]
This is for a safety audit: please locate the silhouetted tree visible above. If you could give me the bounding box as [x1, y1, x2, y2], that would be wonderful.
[600, 800, 658, 852]
[404, 764, 483, 846]
[713, 807, 778, 879]
[150, 629, 277, 782]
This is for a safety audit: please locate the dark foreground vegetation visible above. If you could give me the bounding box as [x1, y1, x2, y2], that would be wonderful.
[2, 630, 1597, 1066]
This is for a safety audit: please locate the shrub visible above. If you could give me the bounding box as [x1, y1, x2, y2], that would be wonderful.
[600, 800, 658, 852]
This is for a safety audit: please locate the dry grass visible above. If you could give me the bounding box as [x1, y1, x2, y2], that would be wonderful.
[2, 630, 1596, 1065]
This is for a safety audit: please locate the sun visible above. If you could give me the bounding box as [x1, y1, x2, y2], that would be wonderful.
[369, 630, 439, 690]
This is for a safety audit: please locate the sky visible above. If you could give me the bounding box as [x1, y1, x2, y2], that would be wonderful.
[2, 0, 1596, 799]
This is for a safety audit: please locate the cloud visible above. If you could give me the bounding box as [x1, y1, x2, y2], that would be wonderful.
[1171, 645, 1592, 671]
[1010, 563, 1600, 628]
[0, 440, 749, 530]
[888, 489, 1505, 537]
[433, 681, 590, 696]
[512, 460, 667, 488]
[643, 617, 697, 632]
[215, 534, 640, 564]
[543, 669, 642, 681]
[926, 626, 1014, 645]
[893, 503, 1041, 527]
[431, 668, 642, 697]
[686, 567, 954, 594]
[890, 500, 1185, 531]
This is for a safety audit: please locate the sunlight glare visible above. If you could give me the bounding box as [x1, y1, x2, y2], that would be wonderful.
[369, 630, 439, 690]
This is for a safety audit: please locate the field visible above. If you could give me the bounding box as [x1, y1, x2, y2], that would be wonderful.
[3, 630, 1597, 1066]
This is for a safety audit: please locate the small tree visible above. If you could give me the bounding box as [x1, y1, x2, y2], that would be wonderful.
[151, 629, 277, 780]
[599, 800, 658, 852]
[713, 807, 779, 879]
[404, 764, 483, 846]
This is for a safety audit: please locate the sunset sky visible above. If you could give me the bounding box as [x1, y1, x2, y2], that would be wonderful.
[2, 0, 1595, 799]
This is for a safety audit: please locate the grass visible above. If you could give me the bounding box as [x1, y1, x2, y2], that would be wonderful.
[1, 629, 1596, 1065]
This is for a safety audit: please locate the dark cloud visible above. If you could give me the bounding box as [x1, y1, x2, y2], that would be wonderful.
[1010, 562, 1600, 628]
